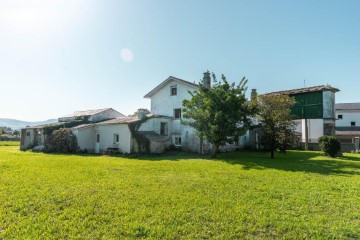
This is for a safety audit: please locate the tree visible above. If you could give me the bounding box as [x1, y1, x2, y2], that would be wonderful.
[182, 73, 255, 157]
[256, 94, 296, 159]
[318, 135, 341, 157]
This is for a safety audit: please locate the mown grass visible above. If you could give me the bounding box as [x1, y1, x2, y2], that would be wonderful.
[1, 144, 360, 239]
[0, 141, 19, 146]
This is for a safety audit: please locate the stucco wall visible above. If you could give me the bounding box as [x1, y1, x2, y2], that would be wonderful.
[72, 127, 95, 152]
[150, 80, 198, 116]
[301, 119, 324, 143]
[138, 118, 172, 136]
[336, 110, 360, 127]
[96, 124, 132, 153]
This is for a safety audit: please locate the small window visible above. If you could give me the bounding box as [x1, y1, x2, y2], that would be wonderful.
[113, 134, 119, 144]
[351, 121, 356, 126]
[160, 122, 168, 135]
[170, 86, 177, 96]
[175, 137, 182, 146]
[338, 115, 343, 119]
[96, 134, 100, 143]
[26, 131, 30, 137]
[174, 108, 181, 119]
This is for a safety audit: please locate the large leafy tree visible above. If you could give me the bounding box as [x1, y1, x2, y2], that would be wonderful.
[256, 94, 296, 159]
[182, 73, 255, 157]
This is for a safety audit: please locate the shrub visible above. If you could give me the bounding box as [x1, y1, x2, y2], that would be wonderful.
[45, 128, 77, 153]
[318, 135, 341, 158]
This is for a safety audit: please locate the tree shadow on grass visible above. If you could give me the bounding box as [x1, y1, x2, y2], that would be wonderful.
[217, 150, 360, 176]
[40, 150, 360, 176]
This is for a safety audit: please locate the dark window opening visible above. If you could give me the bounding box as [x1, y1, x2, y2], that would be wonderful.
[114, 134, 119, 143]
[26, 132, 30, 137]
[174, 108, 181, 119]
[160, 122, 168, 135]
[96, 134, 100, 143]
[338, 115, 343, 119]
[171, 86, 177, 96]
[175, 137, 182, 146]
[351, 121, 356, 126]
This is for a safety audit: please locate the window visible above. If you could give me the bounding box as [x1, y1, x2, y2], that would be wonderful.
[96, 134, 100, 143]
[170, 86, 177, 96]
[113, 134, 119, 144]
[26, 131, 30, 137]
[351, 121, 356, 127]
[338, 115, 343, 119]
[174, 108, 181, 119]
[175, 137, 182, 146]
[160, 122, 168, 135]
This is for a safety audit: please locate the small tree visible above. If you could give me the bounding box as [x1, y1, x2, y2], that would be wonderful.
[45, 128, 77, 153]
[318, 135, 341, 157]
[182, 73, 256, 157]
[256, 94, 296, 159]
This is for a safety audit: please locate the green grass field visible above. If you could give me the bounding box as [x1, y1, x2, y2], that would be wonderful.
[1, 142, 360, 239]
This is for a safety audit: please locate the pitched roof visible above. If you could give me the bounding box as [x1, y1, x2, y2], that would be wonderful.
[96, 117, 139, 125]
[60, 108, 113, 118]
[144, 76, 198, 98]
[266, 85, 339, 95]
[335, 103, 360, 110]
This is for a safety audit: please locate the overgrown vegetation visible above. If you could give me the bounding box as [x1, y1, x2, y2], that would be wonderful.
[44, 128, 78, 153]
[0, 145, 360, 239]
[43, 119, 89, 135]
[128, 116, 151, 153]
[319, 135, 341, 157]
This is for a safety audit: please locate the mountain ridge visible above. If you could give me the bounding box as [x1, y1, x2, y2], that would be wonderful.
[0, 118, 58, 130]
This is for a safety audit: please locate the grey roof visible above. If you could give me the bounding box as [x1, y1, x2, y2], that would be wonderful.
[137, 131, 169, 142]
[335, 103, 360, 110]
[336, 126, 360, 136]
[144, 76, 198, 98]
[72, 124, 94, 130]
[266, 85, 339, 95]
[96, 117, 139, 125]
[59, 108, 113, 118]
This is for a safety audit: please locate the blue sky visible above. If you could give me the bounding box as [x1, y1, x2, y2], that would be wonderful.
[1, 0, 359, 121]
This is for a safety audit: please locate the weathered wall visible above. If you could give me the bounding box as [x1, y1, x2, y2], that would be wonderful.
[72, 126, 95, 152]
[323, 91, 335, 119]
[150, 80, 198, 116]
[20, 128, 44, 150]
[301, 119, 324, 143]
[96, 124, 131, 153]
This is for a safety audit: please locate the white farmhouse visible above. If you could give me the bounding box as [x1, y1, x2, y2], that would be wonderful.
[335, 103, 360, 144]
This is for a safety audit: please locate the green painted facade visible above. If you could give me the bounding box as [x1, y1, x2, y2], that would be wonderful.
[291, 91, 323, 119]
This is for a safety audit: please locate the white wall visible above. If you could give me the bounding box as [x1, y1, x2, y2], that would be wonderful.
[73, 126, 95, 152]
[336, 110, 360, 127]
[150, 80, 198, 116]
[96, 124, 132, 153]
[301, 119, 324, 143]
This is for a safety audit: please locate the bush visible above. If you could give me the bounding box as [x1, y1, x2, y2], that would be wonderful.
[318, 135, 341, 158]
[45, 128, 77, 153]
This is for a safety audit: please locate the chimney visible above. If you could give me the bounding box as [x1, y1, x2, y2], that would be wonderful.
[251, 89, 257, 100]
[202, 71, 211, 89]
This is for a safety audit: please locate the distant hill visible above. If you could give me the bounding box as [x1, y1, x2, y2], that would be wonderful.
[0, 118, 58, 130]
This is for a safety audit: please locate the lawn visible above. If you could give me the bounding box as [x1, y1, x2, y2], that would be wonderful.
[1, 143, 360, 239]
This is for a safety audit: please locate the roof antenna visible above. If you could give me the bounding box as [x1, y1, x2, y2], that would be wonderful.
[304, 79, 306, 87]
